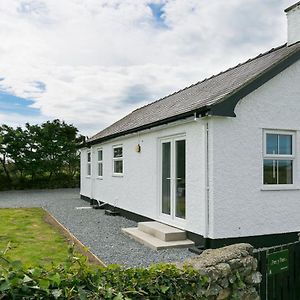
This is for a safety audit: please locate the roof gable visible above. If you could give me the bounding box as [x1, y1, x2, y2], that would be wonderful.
[88, 42, 300, 145]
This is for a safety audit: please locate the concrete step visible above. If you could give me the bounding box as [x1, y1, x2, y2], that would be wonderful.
[122, 227, 194, 250]
[138, 221, 187, 241]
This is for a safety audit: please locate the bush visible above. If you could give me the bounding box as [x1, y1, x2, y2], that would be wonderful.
[0, 247, 210, 300]
[0, 175, 11, 191]
[0, 174, 80, 191]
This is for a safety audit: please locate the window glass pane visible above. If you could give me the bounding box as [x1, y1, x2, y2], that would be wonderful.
[278, 160, 293, 184]
[263, 159, 277, 184]
[114, 147, 123, 158]
[87, 163, 91, 176]
[114, 160, 123, 174]
[266, 134, 278, 155]
[279, 135, 292, 155]
[87, 152, 91, 162]
[98, 162, 103, 177]
[98, 150, 102, 161]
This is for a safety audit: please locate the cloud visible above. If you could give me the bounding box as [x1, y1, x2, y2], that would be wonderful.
[0, 0, 296, 135]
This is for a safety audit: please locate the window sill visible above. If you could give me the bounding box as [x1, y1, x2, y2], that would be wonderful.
[112, 173, 123, 177]
[86, 176, 91, 179]
[261, 185, 300, 191]
[96, 177, 103, 180]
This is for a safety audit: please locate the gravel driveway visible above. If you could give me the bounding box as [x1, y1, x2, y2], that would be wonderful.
[0, 189, 195, 267]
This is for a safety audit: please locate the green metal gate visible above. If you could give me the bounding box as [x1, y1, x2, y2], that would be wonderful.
[254, 241, 300, 300]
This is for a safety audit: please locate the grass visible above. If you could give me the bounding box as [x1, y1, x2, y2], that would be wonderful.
[0, 208, 78, 267]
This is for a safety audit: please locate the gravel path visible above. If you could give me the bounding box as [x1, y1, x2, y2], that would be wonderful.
[0, 189, 195, 267]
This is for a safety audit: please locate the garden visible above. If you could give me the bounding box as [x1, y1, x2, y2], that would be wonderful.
[0, 208, 82, 267]
[0, 207, 211, 299]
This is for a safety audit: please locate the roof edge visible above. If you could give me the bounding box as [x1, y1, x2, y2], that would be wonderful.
[285, 1, 300, 12]
[130, 45, 287, 115]
[86, 107, 209, 146]
[87, 43, 300, 146]
[210, 45, 300, 116]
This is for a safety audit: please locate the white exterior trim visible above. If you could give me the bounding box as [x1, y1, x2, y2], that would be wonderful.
[112, 144, 124, 177]
[262, 129, 296, 189]
[157, 134, 186, 227]
[86, 150, 91, 178]
[97, 147, 103, 179]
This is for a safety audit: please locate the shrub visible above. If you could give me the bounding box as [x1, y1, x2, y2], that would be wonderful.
[0, 173, 80, 191]
[0, 246, 209, 300]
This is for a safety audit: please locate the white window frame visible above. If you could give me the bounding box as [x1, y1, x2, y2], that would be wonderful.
[112, 145, 123, 176]
[262, 129, 296, 190]
[97, 148, 103, 179]
[86, 150, 91, 177]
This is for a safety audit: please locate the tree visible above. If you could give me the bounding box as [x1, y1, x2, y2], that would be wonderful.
[39, 120, 80, 178]
[0, 125, 28, 178]
[0, 126, 11, 182]
[0, 120, 83, 189]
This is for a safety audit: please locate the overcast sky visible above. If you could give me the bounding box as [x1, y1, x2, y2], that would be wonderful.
[0, 0, 296, 136]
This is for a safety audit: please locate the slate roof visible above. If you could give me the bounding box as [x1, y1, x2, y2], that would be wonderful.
[88, 42, 300, 145]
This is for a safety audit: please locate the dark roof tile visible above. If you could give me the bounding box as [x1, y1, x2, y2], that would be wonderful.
[88, 43, 300, 144]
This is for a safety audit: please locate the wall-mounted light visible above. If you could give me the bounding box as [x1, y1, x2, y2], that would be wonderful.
[135, 144, 141, 153]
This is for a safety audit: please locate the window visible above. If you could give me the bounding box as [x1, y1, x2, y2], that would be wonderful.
[263, 131, 295, 185]
[113, 145, 123, 175]
[97, 149, 103, 178]
[87, 151, 91, 176]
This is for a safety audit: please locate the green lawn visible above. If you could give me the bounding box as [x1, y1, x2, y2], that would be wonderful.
[0, 208, 76, 267]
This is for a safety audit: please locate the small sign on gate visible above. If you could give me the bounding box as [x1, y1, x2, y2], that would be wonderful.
[267, 249, 289, 276]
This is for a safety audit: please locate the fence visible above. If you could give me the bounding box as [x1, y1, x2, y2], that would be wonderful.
[254, 241, 300, 300]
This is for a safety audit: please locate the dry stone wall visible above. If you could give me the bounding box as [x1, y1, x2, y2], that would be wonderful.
[178, 243, 262, 300]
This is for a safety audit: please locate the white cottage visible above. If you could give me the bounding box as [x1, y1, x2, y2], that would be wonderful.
[80, 3, 300, 250]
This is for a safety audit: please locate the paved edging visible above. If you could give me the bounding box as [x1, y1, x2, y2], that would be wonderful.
[44, 209, 106, 267]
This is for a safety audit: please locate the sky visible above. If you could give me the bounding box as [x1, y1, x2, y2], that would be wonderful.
[0, 0, 296, 136]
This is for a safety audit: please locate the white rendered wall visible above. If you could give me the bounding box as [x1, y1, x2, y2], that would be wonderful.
[210, 59, 300, 239]
[287, 5, 300, 46]
[80, 120, 207, 235]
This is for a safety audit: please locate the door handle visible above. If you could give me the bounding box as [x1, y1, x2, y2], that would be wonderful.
[176, 178, 182, 180]
[166, 178, 171, 180]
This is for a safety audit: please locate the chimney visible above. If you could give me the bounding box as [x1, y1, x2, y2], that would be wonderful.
[285, 1, 300, 46]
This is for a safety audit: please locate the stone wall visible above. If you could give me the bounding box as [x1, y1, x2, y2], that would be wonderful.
[178, 243, 261, 300]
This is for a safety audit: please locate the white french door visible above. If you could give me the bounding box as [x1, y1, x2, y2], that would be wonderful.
[160, 137, 186, 222]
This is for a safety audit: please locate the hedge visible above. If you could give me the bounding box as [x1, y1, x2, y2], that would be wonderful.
[0, 173, 79, 191]
[0, 246, 248, 300]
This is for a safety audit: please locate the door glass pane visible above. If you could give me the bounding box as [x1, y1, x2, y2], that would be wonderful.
[278, 160, 293, 184]
[266, 134, 278, 155]
[162, 142, 171, 215]
[175, 140, 186, 219]
[279, 135, 292, 155]
[263, 159, 277, 184]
